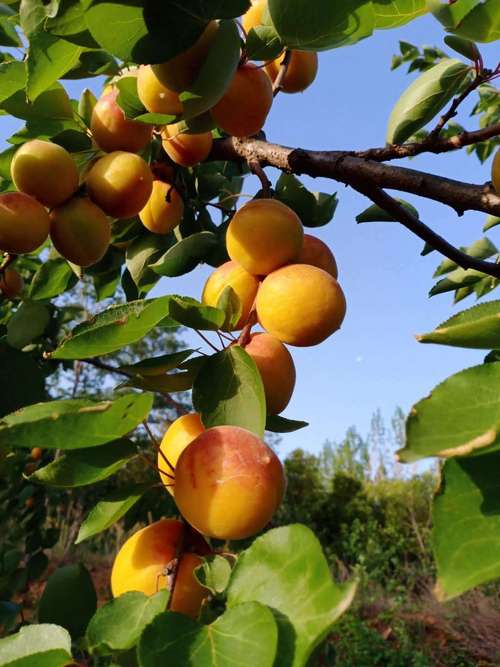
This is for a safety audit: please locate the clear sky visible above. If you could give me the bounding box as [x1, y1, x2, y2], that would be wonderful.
[1, 14, 498, 458]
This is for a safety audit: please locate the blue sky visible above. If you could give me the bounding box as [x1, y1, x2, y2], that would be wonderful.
[1, 13, 498, 458]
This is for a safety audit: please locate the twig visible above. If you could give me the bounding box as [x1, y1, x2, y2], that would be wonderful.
[194, 329, 220, 353]
[143, 420, 175, 474]
[273, 49, 292, 96]
[248, 158, 271, 197]
[166, 519, 187, 610]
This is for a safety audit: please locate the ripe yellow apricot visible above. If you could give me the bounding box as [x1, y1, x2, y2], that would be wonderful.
[161, 124, 213, 167]
[243, 333, 295, 414]
[256, 264, 346, 346]
[111, 519, 209, 618]
[227, 199, 303, 275]
[86, 151, 153, 219]
[91, 89, 152, 153]
[492, 148, 500, 194]
[158, 413, 205, 495]
[11, 140, 79, 208]
[297, 234, 338, 278]
[211, 63, 273, 137]
[266, 51, 318, 94]
[139, 180, 184, 235]
[242, 0, 266, 33]
[136, 66, 183, 116]
[50, 197, 110, 267]
[202, 260, 260, 330]
[0, 267, 23, 299]
[175, 425, 286, 540]
[0, 192, 50, 254]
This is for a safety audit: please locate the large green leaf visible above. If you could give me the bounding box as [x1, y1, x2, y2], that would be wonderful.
[433, 451, 500, 600]
[125, 234, 167, 293]
[138, 602, 277, 667]
[373, 0, 427, 28]
[1, 82, 73, 121]
[386, 58, 470, 144]
[0, 60, 26, 104]
[0, 393, 153, 450]
[151, 232, 219, 277]
[0, 344, 45, 418]
[38, 564, 97, 639]
[29, 258, 78, 301]
[0, 624, 73, 667]
[428, 0, 500, 42]
[227, 525, 357, 667]
[168, 296, 225, 331]
[417, 300, 500, 349]
[29, 439, 136, 487]
[397, 363, 500, 462]
[193, 346, 266, 437]
[429, 267, 487, 296]
[119, 350, 196, 376]
[433, 237, 497, 277]
[6, 302, 51, 349]
[26, 30, 82, 101]
[356, 198, 419, 222]
[50, 297, 171, 359]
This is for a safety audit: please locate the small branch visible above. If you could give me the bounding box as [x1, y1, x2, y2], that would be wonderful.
[248, 158, 271, 197]
[166, 520, 187, 609]
[194, 329, 220, 353]
[273, 49, 292, 96]
[142, 420, 175, 474]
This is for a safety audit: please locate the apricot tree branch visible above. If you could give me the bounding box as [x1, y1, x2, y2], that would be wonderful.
[248, 157, 272, 196]
[272, 49, 291, 96]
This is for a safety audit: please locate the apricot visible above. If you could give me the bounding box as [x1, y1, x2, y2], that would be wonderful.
[202, 260, 260, 330]
[256, 264, 346, 346]
[91, 89, 152, 153]
[266, 50, 318, 93]
[161, 124, 213, 167]
[226, 199, 303, 275]
[158, 413, 205, 495]
[211, 63, 273, 137]
[0, 267, 23, 299]
[31, 447, 43, 461]
[492, 148, 500, 194]
[50, 197, 111, 267]
[11, 140, 79, 208]
[136, 66, 183, 116]
[297, 234, 338, 278]
[0, 192, 50, 254]
[175, 425, 285, 540]
[139, 180, 184, 234]
[111, 519, 209, 618]
[242, 0, 266, 33]
[243, 333, 295, 414]
[86, 151, 153, 219]
[152, 21, 218, 92]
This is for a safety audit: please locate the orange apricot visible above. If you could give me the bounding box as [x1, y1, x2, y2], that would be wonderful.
[158, 413, 205, 495]
[256, 264, 346, 346]
[226, 198, 303, 275]
[242, 0, 266, 33]
[492, 148, 500, 194]
[86, 151, 153, 219]
[11, 140, 79, 208]
[161, 124, 213, 167]
[50, 197, 110, 267]
[266, 50, 318, 93]
[139, 180, 184, 234]
[91, 89, 152, 153]
[136, 66, 183, 116]
[0, 192, 50, 254]
[0, 267, 23, 299]
[31, 447, 43, 461]
[174, 425, 286, 540]
[211, 63, 273, 137]
[243, 333, 295, 414]
[202, 260, 260, 330]
[297, 234, 338, 278]
[111, 519, 209, 618]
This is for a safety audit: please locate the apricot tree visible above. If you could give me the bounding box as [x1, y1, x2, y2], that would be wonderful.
[0, 0, 499, 665]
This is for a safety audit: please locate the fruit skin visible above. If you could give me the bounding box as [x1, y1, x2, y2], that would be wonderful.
[91, 89, 152, 153]
[256, 264, 346, 346]
[158, 413, 205, 495]
[492, 149, 500, 194]
[242, 333, 295, 415]
[50, 197, 111, 267]
[86, 151, 153, 219]
[11, 140, 79, 208]
[202, 260, 260, 330]
[242, 0, 266, 33]
[136, 66, 183, 116]
[174, 425, 286, 540]
[0, 267, 23, 299]
[211, 63, 273, 138]
[297, 234, 338, 278]
[0, 192, 50, 254]
[161, 124, 213, 167]
[111, 519, 209, 618]
[266, 51, 318, 94]
[227, 199, 303, 276]
[31, 447, 43, 461]
[139, 180, 184, 234]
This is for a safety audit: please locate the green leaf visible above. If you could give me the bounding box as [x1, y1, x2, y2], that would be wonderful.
[266, 415, 309, 433]
[386, 58, 470, 144]
[0, 393, 153, 451]
[138, 602, 278, 667]
[168, 296, 225, 331]
[0, 15, 21, 47]
[51, 296, 172, 359]
[86, 591, 168, 656]
[433, 451, 500, 600]
[1, 82, 73, 121]
[45, 0, 98, 47]
[0, 624, 73, 667]
[444, 34, 480, 60]
[75, 483, 149, 544]
[417, 300, 500, 349]
[151, 232, 219, 277]
[356, 198, 419, 222]
[195, 555, 232, 595]
[433, 237, 498, 277]
[309, 191, 338, 227]
[193, 347, 266, 437]
[428, 0, 500, 42]
[430, 267, 486, 296]
[119, 350, 196, 376]
[115, 75, 148, 119]
[0, 343, 45, 418]
[0, 60, 25, 104]
[29, 439, 136, 488]
[38, 564, 97, 638]
[78, 87, 97, 127]
[227, 525, 357, 667]
[484, 215, 500, 232]
[20, 0, 59, 37]
[397, 362, 500, 462]
[275, 173, 316, 224]
[120, 371, 196, 394]
[6, 302, 51, 349]
[373, 0, 427, 29]
[246, 25, 284, 61]
[29, 258, 78, 301]
[125, 234, 168, 294]
[216, 285, 242, 331]
[26, 30, 82, 101]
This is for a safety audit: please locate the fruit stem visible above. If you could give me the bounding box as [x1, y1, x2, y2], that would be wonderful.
[248, 158, 271, 197]
[272, 49, 291, 97]
[166, 518, 188, 610]
[237, 308, 257, 347]
[142, 420, 175, 474]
